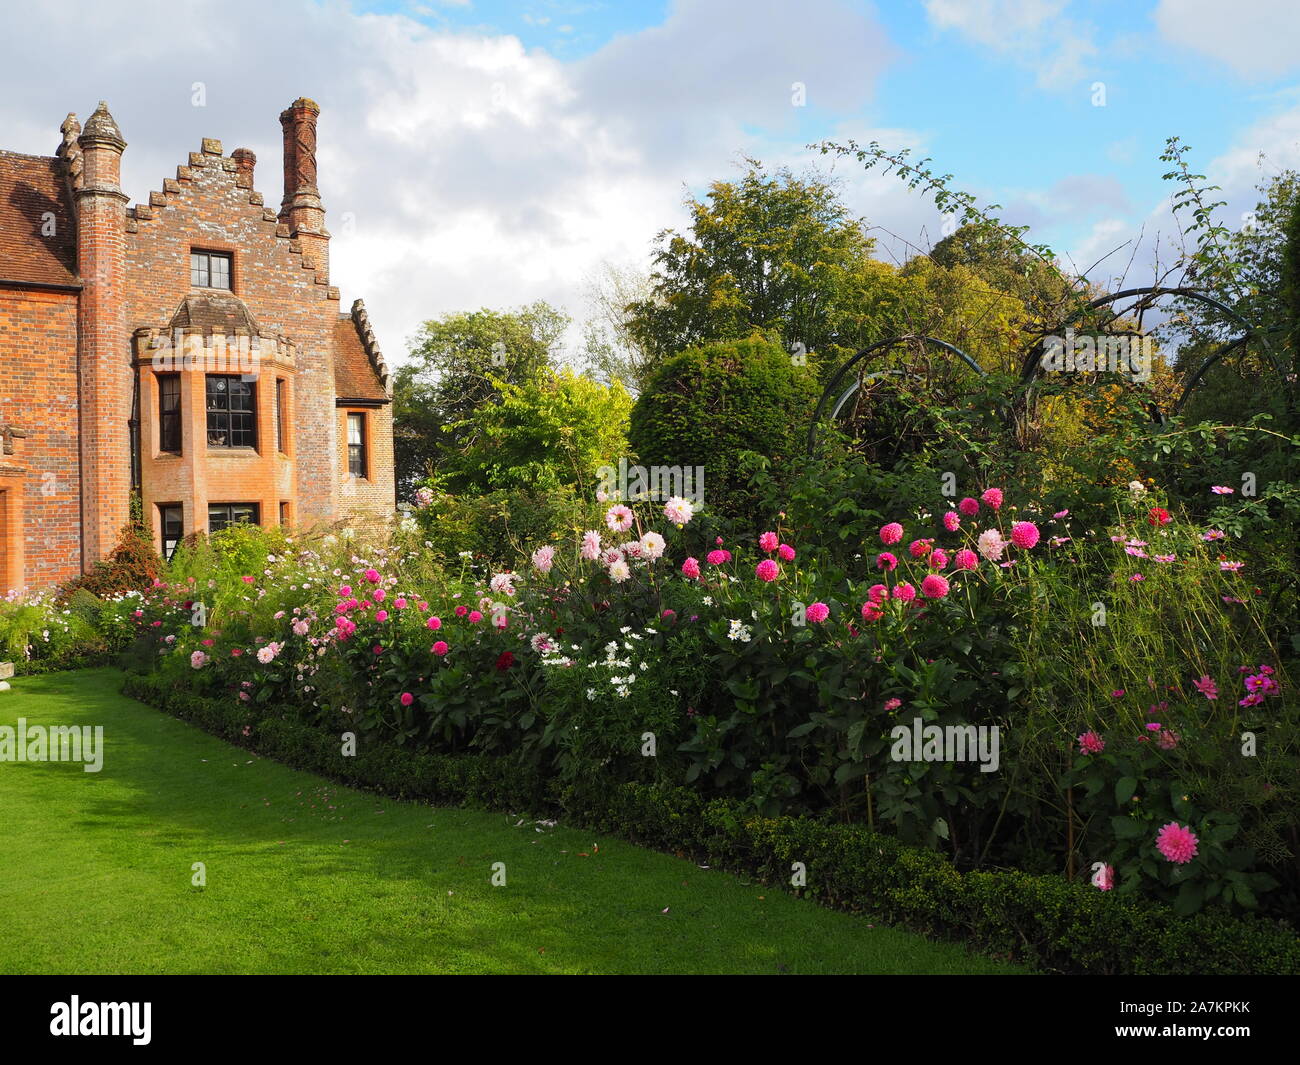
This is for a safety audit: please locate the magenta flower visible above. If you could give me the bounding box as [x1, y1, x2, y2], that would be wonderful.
[1155, 822, 1199, 864]
[1219, 560, 1244, 572]
[756, 559, 781, 582]
[1192, 675, 1218, 700]
[929, 549, 948, 570]
[806, 602, 830, 623]
[468, 610, 483, 623]
[1110, 689, 1125, 698]
[426, 616, 442, 630]
[953, 548, 978, 571]
[1078, 731, 1105, 755]
[876, 552, 898, 571]
[867, 583, 887, 604]
[681, 557, 701, 580]
[1010, 521, 1040, 549]
[981, 487, 1004, 510]
[364, 568, 381, 583]
[400, 692, 414, 706]
[1202, 529, 1225, 541]
[892, 582, 917, 602]
[958, 497, 980, 517]
[759, 531, 779, 553]
[942, 511, 961, 531]
[778, 543, 796, 561]
[920, 574, 949, 599]
[880, 522, 904, 545]
[706, 549, 727, 566]
[432, 641, 449, 656]
[883, 697, 902, 711]
[861, 601, 884, 621]
[909, 538, 934, 559]
[375, 610, 389, 622]
[454, 605, 468, 617]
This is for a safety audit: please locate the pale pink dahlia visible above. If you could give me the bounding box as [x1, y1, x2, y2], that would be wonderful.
[605, 504, 634, 533]
[977, 529, 1007, 562]
[532, 545, 555, 574]
[581, 530, 602, 560]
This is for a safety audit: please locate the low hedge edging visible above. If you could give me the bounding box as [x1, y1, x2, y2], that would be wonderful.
[119, 671, 1300, 975]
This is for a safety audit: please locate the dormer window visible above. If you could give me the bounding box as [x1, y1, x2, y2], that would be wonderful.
[191, 250, 231, 290]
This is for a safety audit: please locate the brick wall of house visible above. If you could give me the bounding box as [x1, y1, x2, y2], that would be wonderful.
[123, 137, 343, 526]
[0, 287, 82, 591]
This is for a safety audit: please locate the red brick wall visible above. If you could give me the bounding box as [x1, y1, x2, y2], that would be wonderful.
[0, 287, 82, 591]
[124, 139, 342, 526]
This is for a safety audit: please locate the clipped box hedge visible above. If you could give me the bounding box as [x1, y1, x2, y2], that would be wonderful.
[121, 672, 1300, 975]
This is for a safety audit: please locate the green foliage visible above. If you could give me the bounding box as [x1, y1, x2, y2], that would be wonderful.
[394, 301, 569, 497]
[442, 368, 632, 496]
[628, 335, 819, 520]
[58, 519, 162, 602]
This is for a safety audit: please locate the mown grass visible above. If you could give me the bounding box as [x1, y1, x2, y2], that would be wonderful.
[0, 669, 1024, 974]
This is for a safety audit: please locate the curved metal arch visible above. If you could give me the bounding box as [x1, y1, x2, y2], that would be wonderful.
[1016, 286, 1286, 408]
[807, 334, 988, 456]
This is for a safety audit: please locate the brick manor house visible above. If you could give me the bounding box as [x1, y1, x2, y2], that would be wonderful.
[0, 98, 395, 594]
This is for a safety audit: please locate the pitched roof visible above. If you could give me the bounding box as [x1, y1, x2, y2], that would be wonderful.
[0, 151, 78, 288]
[334, 314, 389, 402]
[168, 293, 260, 334]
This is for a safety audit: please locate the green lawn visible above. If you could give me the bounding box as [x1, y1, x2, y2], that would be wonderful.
[0, 669, 1024, 974]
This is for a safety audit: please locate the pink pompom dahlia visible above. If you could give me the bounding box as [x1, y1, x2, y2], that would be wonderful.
[805, 602, 830, 623]
[755, 559, 780, 582]
[1155, 822, 1199, 864]
[920, 574, 949, 599]
[981, 487, 1004, 510]
[942, 511, 961, 531]
[1010, 521, 1040, 549]
[958, 497, 980, 517]
[879, 522, 904, 545]
[1078, 730, 1105, 755]
[953, 548, 979, 571]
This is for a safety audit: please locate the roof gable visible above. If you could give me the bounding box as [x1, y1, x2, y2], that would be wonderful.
[0, 151, 78, 288]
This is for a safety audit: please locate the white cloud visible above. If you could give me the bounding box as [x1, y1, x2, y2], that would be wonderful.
[1154, 0, 1300, 79]
[922, 0, 1098, 90]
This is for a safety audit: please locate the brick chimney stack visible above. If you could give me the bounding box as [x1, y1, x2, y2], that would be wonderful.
[75, 101, 131, 569]
[278, 97, 328, 280]
[231, 147, 256, 186]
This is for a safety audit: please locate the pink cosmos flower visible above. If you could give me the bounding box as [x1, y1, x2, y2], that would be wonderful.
[953, 548, 978, 571]
[756, 559, 780, 582]
[1053, 509, 1069, 519]
[1155, 822, 1199, 864]
[1078, 731, 1105, 755]
[1191, 675, 1217, 700]
[892, 582, 916, 602]
[1202, 529, 1225, 541]
[1220, 560, 1244, 572]
[805, 602, 830, 623]
[1111, 689, 1125, 698]
[879, 522, 904, 545]
[400, 692, 414, 707]
[1129, 573, 1145, 582]
[942, 511, 960, 531]
[759, 531, 779, 553]
[1210, 485, 1234, 495]
[1156, 728, 1179, 750]
[681, 557, 701, 580]
[432, 641, 449, 656]
[778, 543, 796, 562]
[981, 488, 1004, 510]
[920, 574, 949, 599]
[1010, 521, 1040, 549]
[958, 497, 980, 517]
[876, 552, 898, 571]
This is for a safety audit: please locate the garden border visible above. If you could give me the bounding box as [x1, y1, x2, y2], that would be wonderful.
[117, 671, 1300, 976]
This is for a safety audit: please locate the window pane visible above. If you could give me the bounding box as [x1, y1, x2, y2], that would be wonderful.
[159, 375, 181, 452]
[191, 253, 208, 288]
[211, 255, 230, 289]
[347, 414, 363, 445]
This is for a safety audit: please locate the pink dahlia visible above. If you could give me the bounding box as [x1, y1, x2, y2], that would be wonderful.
[468, 610, 483, 623]
[879, 522, 904, 545]
[778, 543, 796, 562]
[981, 488, 1004, 510]
[706, 549, 728, 566]
[805, 601, 830, 623]
[920, 574, 949, 599]
[364, 568, 381, 583]
[1093, 864, 1115, 891]
[909, 538, 934, 559]
[1010, 521, 1040, 549]
[756, 559, 780, 582]
[759, 531, 779, 553]
[876, 552, 898, 572]
[860, 602, 884, 621]
[958, 497, 980, 517]
[400, 692, 414, 707]
[868, 583, 888, 604]
[432, 641, 449, 656]
[426, 616, 442, 630]
[1155, 822, 1199, 864]
[929, 549, 948, 570]
[681, 557, 701, 580]
[953, 548, 979, 571]
[1078, 730, 1105, 756]
[942, 511, 961, 531]
[892, 582, 916, 602]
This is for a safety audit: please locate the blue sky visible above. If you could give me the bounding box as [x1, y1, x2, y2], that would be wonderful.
[4, 0, 1300, 359]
